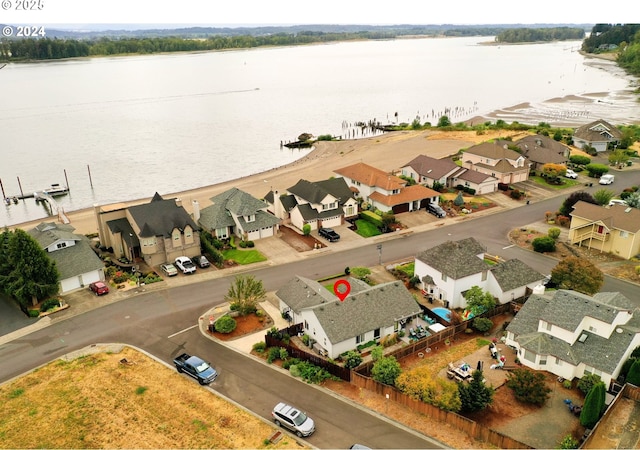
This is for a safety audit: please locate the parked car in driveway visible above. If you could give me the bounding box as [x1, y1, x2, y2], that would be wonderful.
[564, 169, 578, 179]
[599, 174, 615, 185]
[272, 402, 315, 437]
[192, 255, 210, 268]
[427, 203, 446, 218]
[175, 256, 197, 274]
[318, 227, 340, 242]
[88, 281, 109, 296]
[160, 263, 178, 277]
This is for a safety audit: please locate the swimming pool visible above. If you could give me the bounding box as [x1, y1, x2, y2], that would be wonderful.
[431, 307, 452, 322]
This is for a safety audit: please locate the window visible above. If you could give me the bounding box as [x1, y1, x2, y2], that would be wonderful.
[588, 325, 597, 333]
[246, 214, 255, 223]
[556, 358, 563, 366]
[481, 270, 487, 281]
[56, 242, 67, 249]
[374, 328, 380, 339]
[441, 273, 447, 282]
[540, 358, 547, 365]
[523, 349, 535, 362]
[304, 321, 308, 330]
[620, 231, 629, 238]
[356, 334, 365, 344]
[392, 189, 400, 194]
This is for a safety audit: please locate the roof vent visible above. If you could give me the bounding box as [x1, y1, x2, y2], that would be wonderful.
[578, 333, 588, 343]
[616, 328, 623, 334]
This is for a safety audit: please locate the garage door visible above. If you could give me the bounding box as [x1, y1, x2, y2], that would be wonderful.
[393, 203, 410, 214]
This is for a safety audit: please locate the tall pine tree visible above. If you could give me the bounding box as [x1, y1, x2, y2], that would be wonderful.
[459, 369, 495, 412]
[580, 381, 606, 428]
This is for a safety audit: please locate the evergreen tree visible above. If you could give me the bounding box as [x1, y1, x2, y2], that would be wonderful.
[580, 381, 606, 428]
[458, 370, 494, 412]
[4, 229, 59, 307]
[626, 359, 640, 386]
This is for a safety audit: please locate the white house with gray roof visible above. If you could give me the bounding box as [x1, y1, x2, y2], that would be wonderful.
[276, 276, 422, 358]
[28, 222, 105, 294]
[505, 290, 640, 388]
[264, 178, 358, 232]
[573, 119, 623, 153]
[198, 188, 280, 241]
[414, 237, 545, 309]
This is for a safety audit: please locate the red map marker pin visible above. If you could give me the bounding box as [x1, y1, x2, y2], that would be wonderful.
[333, 279, 351, 302]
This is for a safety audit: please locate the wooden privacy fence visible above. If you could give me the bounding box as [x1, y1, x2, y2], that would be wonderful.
[264, 334, 351, 381]
[351, 372, 531, 449]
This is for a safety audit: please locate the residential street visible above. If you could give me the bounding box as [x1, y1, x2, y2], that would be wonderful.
[0, 168, 639, 448]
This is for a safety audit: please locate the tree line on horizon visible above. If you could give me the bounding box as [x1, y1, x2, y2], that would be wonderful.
[494, 27, 585, 43]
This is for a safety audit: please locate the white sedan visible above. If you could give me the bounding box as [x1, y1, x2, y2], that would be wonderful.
[175, 256, 197, 274]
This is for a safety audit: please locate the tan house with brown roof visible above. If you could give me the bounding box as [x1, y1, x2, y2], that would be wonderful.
[334, 162, 440, 213]
[569, 201, 640, 260]
[573, 119, 623, 153]
[462, 141, 530, 184]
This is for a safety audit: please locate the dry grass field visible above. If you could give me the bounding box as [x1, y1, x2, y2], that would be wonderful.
[0, 346, 301, 449]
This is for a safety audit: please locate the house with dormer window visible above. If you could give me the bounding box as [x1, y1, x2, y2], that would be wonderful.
[569, 201, 640, 260]
[198, 188, 280, 241]
[334, 162, 440, 214]
[276, 276, 422, 358]
[264, 178, 358, 232]
[28, 222, 105, 294]
[94, 192, 201, 268]
[414, 237, 545, 308]
[505, 290, 640, 389]
[462, 141, 530, 184]
[573, 119, 623, 153]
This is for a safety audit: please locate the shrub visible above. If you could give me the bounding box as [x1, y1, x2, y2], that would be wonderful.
[558, 434, 579, 449]
[472, 317, 493, 333]
[28, 309, 40, 317]
[282, 357, 300, 370]
[342, 350, 362, 369]
[548, 227, 561, 239]
[510, 189, 522, 200]
[371, 345, 384, 361]
[278, 348, 288, 361]
[302, 224, 311, 236]
[40, 298, 60, 312]
[246, 240, 255, 248]
[585, 163, 609, 177]
[570, 155, 591, 166]
[371, 356, 402, 386]
[506, 368, 551, 405]
[113, 271, 129, 284]
[238, 240, 247, 248]
[532, 236, 556, 253]
[267, 346, 282, 364]
[252, 341, 266, 353]
[360, 210, 384, 228]
[301, 334, 310, 346]
[577, 373, 602, 396]
[214, 315, 237, 333]
[290, 361, 336, 384]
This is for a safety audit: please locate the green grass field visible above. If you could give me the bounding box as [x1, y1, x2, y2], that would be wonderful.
[355, 219, 382, 237]
[529, 176, 581, 190]
[222, 248, 267, 265]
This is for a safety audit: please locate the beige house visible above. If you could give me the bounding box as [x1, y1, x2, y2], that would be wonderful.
[95, 192, 201, 268]
[569, 201, 640, 260]
[462, 141, 530, 184]
[573, 119, 623, 153]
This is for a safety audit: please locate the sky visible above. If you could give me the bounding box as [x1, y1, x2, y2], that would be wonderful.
[1, 0, 631, 28]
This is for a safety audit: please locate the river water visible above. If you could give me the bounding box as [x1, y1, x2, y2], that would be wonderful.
[1, 36, 638, 227]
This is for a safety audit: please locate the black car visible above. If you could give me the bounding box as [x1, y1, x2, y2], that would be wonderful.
[192, 255, 210, 268]
[427, 203, 446, 218]
[318, 227, 340, 242]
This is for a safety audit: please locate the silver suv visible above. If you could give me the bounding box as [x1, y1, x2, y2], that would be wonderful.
[271, 402, 315, 437]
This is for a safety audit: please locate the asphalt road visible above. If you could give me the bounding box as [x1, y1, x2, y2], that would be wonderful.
[1, 170, 639, 448]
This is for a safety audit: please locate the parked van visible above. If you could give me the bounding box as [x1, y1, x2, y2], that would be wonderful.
[599, 174, 615, 185]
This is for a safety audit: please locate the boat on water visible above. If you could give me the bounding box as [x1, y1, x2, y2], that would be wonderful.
[34, 183, 69, 202]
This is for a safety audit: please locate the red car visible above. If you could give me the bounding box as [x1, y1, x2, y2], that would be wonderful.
[89, 281, 109, 296]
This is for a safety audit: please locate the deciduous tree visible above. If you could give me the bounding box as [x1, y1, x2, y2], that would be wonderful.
[463, 286, 496, 316]
[559, 191, 597, 217]
[550, 257, 604, 295]
[371, 356, 401, 386]
[224, 275, 266, 316]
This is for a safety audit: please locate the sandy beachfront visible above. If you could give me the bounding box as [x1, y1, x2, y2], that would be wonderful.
[12, 129, 532, 236]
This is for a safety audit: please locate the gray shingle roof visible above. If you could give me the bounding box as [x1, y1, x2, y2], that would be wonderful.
[574, 119, 623, 142]
[128, 193, 199, 238]
[311, 281, 422, 344]
[236, 211, 281, 232]
[416, 237, 488, 279]
[507, 290, 637, 374]
[209, 187, 270, 217]
[200, 188, 279, 232]
[276, 275, 370, 314]
[490, 259, 545, 292]
[27, 222, 104, 280]
[287, 178, 355, 206]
